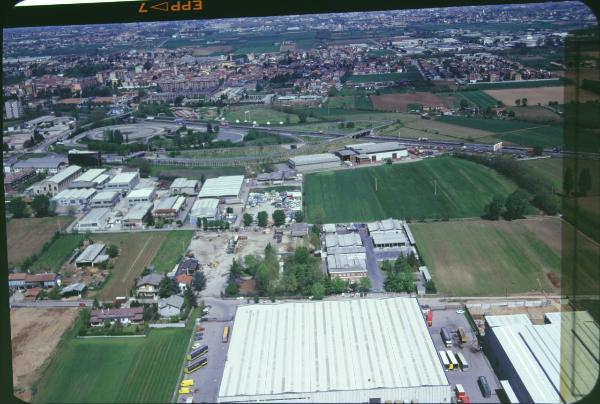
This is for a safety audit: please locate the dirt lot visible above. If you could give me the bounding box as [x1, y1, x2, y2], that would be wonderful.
[371, 92, 448, 112]
[190, 229, 296, 297]
[10, 308, 79, 401]
[405, 118, 494, 139]
[7, 216, 75, 266]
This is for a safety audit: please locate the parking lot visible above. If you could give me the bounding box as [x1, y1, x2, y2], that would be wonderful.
[427, 307, 501, 403]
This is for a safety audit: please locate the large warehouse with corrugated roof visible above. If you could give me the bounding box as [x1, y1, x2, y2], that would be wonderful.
[218, 297, 452, 403]
[198, 175, 244, 200]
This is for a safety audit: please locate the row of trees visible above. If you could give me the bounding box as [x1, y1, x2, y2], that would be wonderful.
[484, 190, 531, 220]
[381, 253, 420, 293]
[8, 195, 51, 218]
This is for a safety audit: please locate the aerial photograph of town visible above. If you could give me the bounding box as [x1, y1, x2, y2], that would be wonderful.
[2, 0, 599, 403]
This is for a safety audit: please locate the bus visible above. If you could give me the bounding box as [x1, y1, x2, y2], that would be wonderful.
[223, 326, 230, 343]
[184, 357, 208, 374]
[478, 376, 492, 398]
[457, 327, 468, 344]
[186, 345, 208, 361]
[456, 352, 469, 369]
[446, 350, 459, 370]
[439, 350, 450, 370]
[440, 327, 453, 347]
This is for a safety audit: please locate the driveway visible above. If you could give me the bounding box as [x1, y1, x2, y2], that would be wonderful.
[358, 226, 385, 292]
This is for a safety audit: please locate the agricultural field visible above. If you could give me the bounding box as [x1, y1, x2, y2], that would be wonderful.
[92, 232, 169, 300]
[30, 234, 86, 273]
[484, 86, 565, 105]
[304, 157, 518, 223]
[223, 105, 319, 125]
[371, 92, 446, 112]
[438, 90, 499, 109]
[326, 95, 373, 110]
[150, 231, 195, 273]
[346, 72, 408, 83]
[33, 323, 194, 403]
[520, 158, 563, 191]
[507, 105, 563, 124]
[7, 216, 75, 266]
[411, 217, 562, 296]
[11, 308, 79, 402]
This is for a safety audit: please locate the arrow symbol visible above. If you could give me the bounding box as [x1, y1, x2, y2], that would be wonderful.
[151, 2, 169, 11]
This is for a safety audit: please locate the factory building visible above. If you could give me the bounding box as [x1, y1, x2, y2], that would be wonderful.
[69, 168, 109, 189]
[123, 202, 153, 229]
[484, 311, 599, 404]
[153, 196, 187, 219]
[189, 198, 219, 225]
[106, 171, 140, 192]
[36, 165, 83, 196]
[51, 188, 96, 210]
[218, 297, 452, 403]
[324, 232, 368, 281]
[126, 188, 156, 207]
[170, 178, 199, 196]
[76, 208, 111, 231]
[288, 153, 341, 172]
[90, 190, 120, 208]
[12, 156, 68, 174]
[198, 175, 244, 202]
[367, 219, 412, 248]
[341, 142, 408, 164]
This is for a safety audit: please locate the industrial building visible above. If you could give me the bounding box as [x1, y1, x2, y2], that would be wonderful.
[51, 188, 96, 209]
[324, 232, 368, 281]
[106, 171, 140, 192]
[484, 311, 599, 404]
[36, 165, 83, 196]
[75, 243, 108, 267]
[3, 169, 36, 193]
[89, 190, 120, 208]
[367, 219, 416, 251]
[189, 198, 219, 225]
[76, 208, 111, 231]
[126, 188, 156, 207]
[343, 142, 408, 164]
[218, 297, 452, 403]
[69, 168, 109, 188]
[170, 177, 199, 196]
[198, 175, 244, 200]
[123, 202, 152, 229]
[256, 169, 297, 183]
[12, 156, 68, 174]
[288, 153, 341, 172]
[153, 195, 186, 218]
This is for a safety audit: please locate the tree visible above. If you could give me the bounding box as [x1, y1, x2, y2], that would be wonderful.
[294, 211, 305, 223]
[8, 197, 28, 218]
[504, 189, 529, 220]
[192, 271, 206, 292]
[532, 192, 559, 216]
[92, 298, 100, 309]
[312, 206, 325, 226]
[243, 213, 253, 227]
[358, 277, 372, 293]
[158, 276, 179, 298]
[272, 209, 286, 227]
[329, 277, 348, 294]
[200, 174, 206, 184]
[521, 98, 528, 107]
[106, 244, 119, 258]
[311, 282, 325, 300]
[184, 286, 197, 308]
[225, 281, 239, 296]
[207, 123, 213, 133]
[459, 99, 469, 110]
[298, 112, 307, 123]
[484, 195, 505, 220]
[564, 167, 574, 196]
[532, 144, 544, 156]
[257, 211, 268, 227]
[281, 272, 298, 294]
[407, 251, 419, 269]
[515, 99, 521, 107]
[578, 168, 591, 196]
[255, 82, 263, 92]
[31, 195, 50, 217]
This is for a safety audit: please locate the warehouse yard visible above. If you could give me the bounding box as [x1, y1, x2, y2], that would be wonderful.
[7, 216, 75, 266]
[304, 157, 518, 223]
[33, 323, 194, 403]
[411, 217, 562, 296]
[11, 308, 79, 402]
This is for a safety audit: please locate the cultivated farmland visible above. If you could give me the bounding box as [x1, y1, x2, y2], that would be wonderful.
[7, 216, 75, 266]
[151, 231, 194, 273]
[304, 157, 518, 223]
[438, 90, 499, 109]
[30, 234, 86, 273]
[371, 92, 447, 112]
[484, 86, 565, 106]
[411, 217, 562, 296]
[33, 323, 193, 403]
[520, 158, 562, 191]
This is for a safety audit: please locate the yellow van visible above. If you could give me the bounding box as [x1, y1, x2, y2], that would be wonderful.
[179, 387, 191, 395]
[180, 379, 194, 387]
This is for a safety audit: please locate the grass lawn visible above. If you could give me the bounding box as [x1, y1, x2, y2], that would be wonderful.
[34, 320, 194, 403]
[223, 105, 318, 125]
[7, 216, 75, 266]
[304, 157, 518, 223]
[30, 234, 86, 273]
[151, 231, 194, 273]
[411, 218, 562, 296]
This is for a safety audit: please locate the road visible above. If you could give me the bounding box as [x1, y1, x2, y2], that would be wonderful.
[358, 226, 385, 292]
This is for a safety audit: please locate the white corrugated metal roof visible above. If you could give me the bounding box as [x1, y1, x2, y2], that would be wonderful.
[290, 153, 340, 166]
[91, 190, 119, 202]
[500, 380, 520, 403]
[218, 298, 450, 402]
[46, 165, 81, 184]
[73, 168, 106, 183]
[327, 253, 367, 273]
[198, 175, 244, 198]
[76, 243, 106, 263]
[171, 177, 198, 189]
[325, 233, 362, 248]
[190, 198, 219, 218]
[127, 188, 155, 199]
[108, 171, 138, 185]
[125, 202, 152, 220]
[486, 314, 532, 328]
[78, 208, 110, 224]
[371, 231, 407, 245]
[53, 188, 96, 200]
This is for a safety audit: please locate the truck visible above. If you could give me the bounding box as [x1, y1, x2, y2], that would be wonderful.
[440, 327, 453, 347]
[426, 310, 433, 327]
[457, 327, 468, 343]
[186, 345, 208, 361]
[478, 376, 492, 398]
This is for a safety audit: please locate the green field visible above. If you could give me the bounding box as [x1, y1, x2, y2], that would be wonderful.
[223, 105, 318, 125]
[326, 95, 373, 110]
[411, 218, 562, 296]
[304, 157, 518, 223]
[440, 91, 499, 109]
[520, 158, 563, 191]
[34, 319, 194, 403]
[151, 231, 194, 273]
[30, 234, 86, 273]
[347, 72, 407, 83]
[466, 80, 563, 90]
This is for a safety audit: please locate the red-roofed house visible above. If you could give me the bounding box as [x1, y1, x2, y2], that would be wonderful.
[90, 307, 144, 327]
[175, 274, 193, 290]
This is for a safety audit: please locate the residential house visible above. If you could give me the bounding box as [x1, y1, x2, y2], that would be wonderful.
[135, 273, 163, 300]
[90, 307, 144, 327]
[178, 259, 199, 275]
[158, 295, 185, 318]
[175, 273, 193, 291]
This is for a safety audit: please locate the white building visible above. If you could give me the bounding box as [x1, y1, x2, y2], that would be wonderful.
[153, 195, 186, 218]
[170, 178, 199, 196]
[218, 297, 452, 403]
[76, 208, 111, 231]
[37, 165, 82, 196]
[70, 168, 109, 188]
[345, 142, 408, 163]
[288, 153, 341, 172]
[89, 190, 120, 208]
[126, 188, 156, 207]
[189, 198, 219, 225]
[4, 99, 23, 119]
[106, 171, 140, 192]
[52, 188, 96, 209]
[123, 202, 153, 229]
[198, 175, 244, 200]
